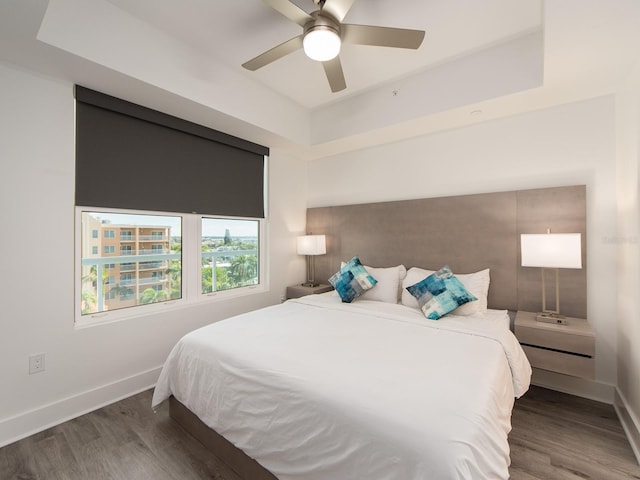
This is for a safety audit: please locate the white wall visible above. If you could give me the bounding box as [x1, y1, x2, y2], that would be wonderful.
[615, 61, 640, 458]
[308, 96, 618, 399]
[0, 61, 308, 446]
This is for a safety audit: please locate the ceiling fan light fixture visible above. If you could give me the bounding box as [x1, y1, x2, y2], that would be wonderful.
[303, 26, 341, 62]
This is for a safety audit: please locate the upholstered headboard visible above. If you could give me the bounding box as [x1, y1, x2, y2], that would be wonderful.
[306, 185, 587, 318]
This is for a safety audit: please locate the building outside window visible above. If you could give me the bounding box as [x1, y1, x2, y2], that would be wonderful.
[78, 210, 262, 322]
[79, 211, 181, 317]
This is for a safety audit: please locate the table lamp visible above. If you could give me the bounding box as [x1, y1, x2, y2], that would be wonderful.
[297, 234, 326, 287]
[521, 232, 582, 324]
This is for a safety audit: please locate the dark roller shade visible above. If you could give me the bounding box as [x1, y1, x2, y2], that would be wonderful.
[75, 86, 268, 218]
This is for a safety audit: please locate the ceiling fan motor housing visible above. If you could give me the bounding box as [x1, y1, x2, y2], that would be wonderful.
[304, 11, 341, 39]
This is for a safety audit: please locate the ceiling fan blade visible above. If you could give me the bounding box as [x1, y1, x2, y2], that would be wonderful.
[262, 0, 313, 27]
[342, 24, 425, 49]
[322, 56, 347, 92]
[321, 0, 358, 22]
[242, 35, 304, 71]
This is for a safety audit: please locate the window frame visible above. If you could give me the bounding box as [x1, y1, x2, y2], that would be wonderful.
[75, 206, 268, 327]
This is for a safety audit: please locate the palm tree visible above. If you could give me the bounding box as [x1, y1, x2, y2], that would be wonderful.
[202, 265, 213, 294]
[81, 265, 109, 313]
[139, 288, 169, 305]
[165, 260, 182, 299]
[81, 290, 97, 314]
[108, 283, 134, 299]
[228, 255, 258, 286]
[215, 266, 230, 291]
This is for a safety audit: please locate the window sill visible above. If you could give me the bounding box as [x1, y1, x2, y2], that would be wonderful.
[75, 284, 268, 329]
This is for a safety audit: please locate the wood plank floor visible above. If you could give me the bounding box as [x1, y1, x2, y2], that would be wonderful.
[1, 385, 638, 479]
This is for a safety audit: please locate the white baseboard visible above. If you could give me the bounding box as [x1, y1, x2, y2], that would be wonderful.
[530, 368, 615, 403]
[614, 388, 640, 464]
[0, 366, 162, 448]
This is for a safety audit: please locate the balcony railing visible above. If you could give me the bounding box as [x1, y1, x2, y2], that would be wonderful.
[139, 261, 164, 270]
[82, 248, 258, 311]
[82, 251, 181, 312]
[119, 277, 166, 286]
[118, 235, 168, 242]
[201, 249, 258, 293]
[140, 235, 167, 241]
[117, 249, 172, 256]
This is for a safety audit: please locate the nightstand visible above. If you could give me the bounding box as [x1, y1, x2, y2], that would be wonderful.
[286, 284, 333, 299]
[514, 311, 595, 380]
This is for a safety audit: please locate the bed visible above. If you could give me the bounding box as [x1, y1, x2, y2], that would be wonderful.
[152, 186, 588, 479]
[152, 290, 531, 479]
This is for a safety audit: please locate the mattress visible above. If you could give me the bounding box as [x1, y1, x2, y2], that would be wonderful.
[152, 292, 531, 480]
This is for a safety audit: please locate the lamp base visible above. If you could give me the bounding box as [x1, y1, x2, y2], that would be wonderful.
[536, 312, 568, 325]
[301, 281, 320, 288]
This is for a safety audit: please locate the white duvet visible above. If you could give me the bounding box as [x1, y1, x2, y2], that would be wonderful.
[152, 293, 531, 480]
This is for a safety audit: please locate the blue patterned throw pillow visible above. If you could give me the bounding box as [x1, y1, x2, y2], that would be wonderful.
[329, 256, 378, 303]
[406, 265, 477, 320]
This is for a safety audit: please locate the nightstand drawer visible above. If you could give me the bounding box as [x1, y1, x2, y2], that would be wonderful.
[522, 345, 595, 379]
[516, 324, 595, 357]
[514, 310, 595, 380]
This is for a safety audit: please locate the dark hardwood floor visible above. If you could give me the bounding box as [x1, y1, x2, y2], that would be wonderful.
[1, 385, 638, 479]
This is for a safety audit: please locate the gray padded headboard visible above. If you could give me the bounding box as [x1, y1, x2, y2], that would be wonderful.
[306, 185, 586, 318]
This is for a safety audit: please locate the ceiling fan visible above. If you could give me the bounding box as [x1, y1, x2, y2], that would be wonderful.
[242, 0, 426, 93]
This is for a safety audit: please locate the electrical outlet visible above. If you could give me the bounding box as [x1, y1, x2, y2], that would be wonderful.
[29, 353, 45, 374]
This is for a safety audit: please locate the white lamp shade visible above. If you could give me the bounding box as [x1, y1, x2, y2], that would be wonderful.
[297, 235, 326, 256]
[521, 233, 582, 269]
[303, 28, 341, 61]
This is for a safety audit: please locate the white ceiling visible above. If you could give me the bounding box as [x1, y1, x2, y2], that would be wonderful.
[104, 0, 542, 109]
[1, 0, 639, 159]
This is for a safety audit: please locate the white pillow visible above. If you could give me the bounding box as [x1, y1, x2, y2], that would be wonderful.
[341, 263, 407, 303]
[401, 267, 490, 315]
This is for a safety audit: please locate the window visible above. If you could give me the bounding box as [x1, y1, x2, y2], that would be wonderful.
[121, 273, 133, 284]
[92, 230, 98, 239]
[77, 208, 266, 324]
[75, 86, 268, 326]
[79, 210, 182, 318]
[201, 218, 259, 294]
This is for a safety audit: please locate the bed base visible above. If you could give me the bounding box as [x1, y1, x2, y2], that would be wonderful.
[169, 396, 278, 480]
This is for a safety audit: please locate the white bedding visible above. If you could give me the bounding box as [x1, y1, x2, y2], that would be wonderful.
[152, 293, 531, 480]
